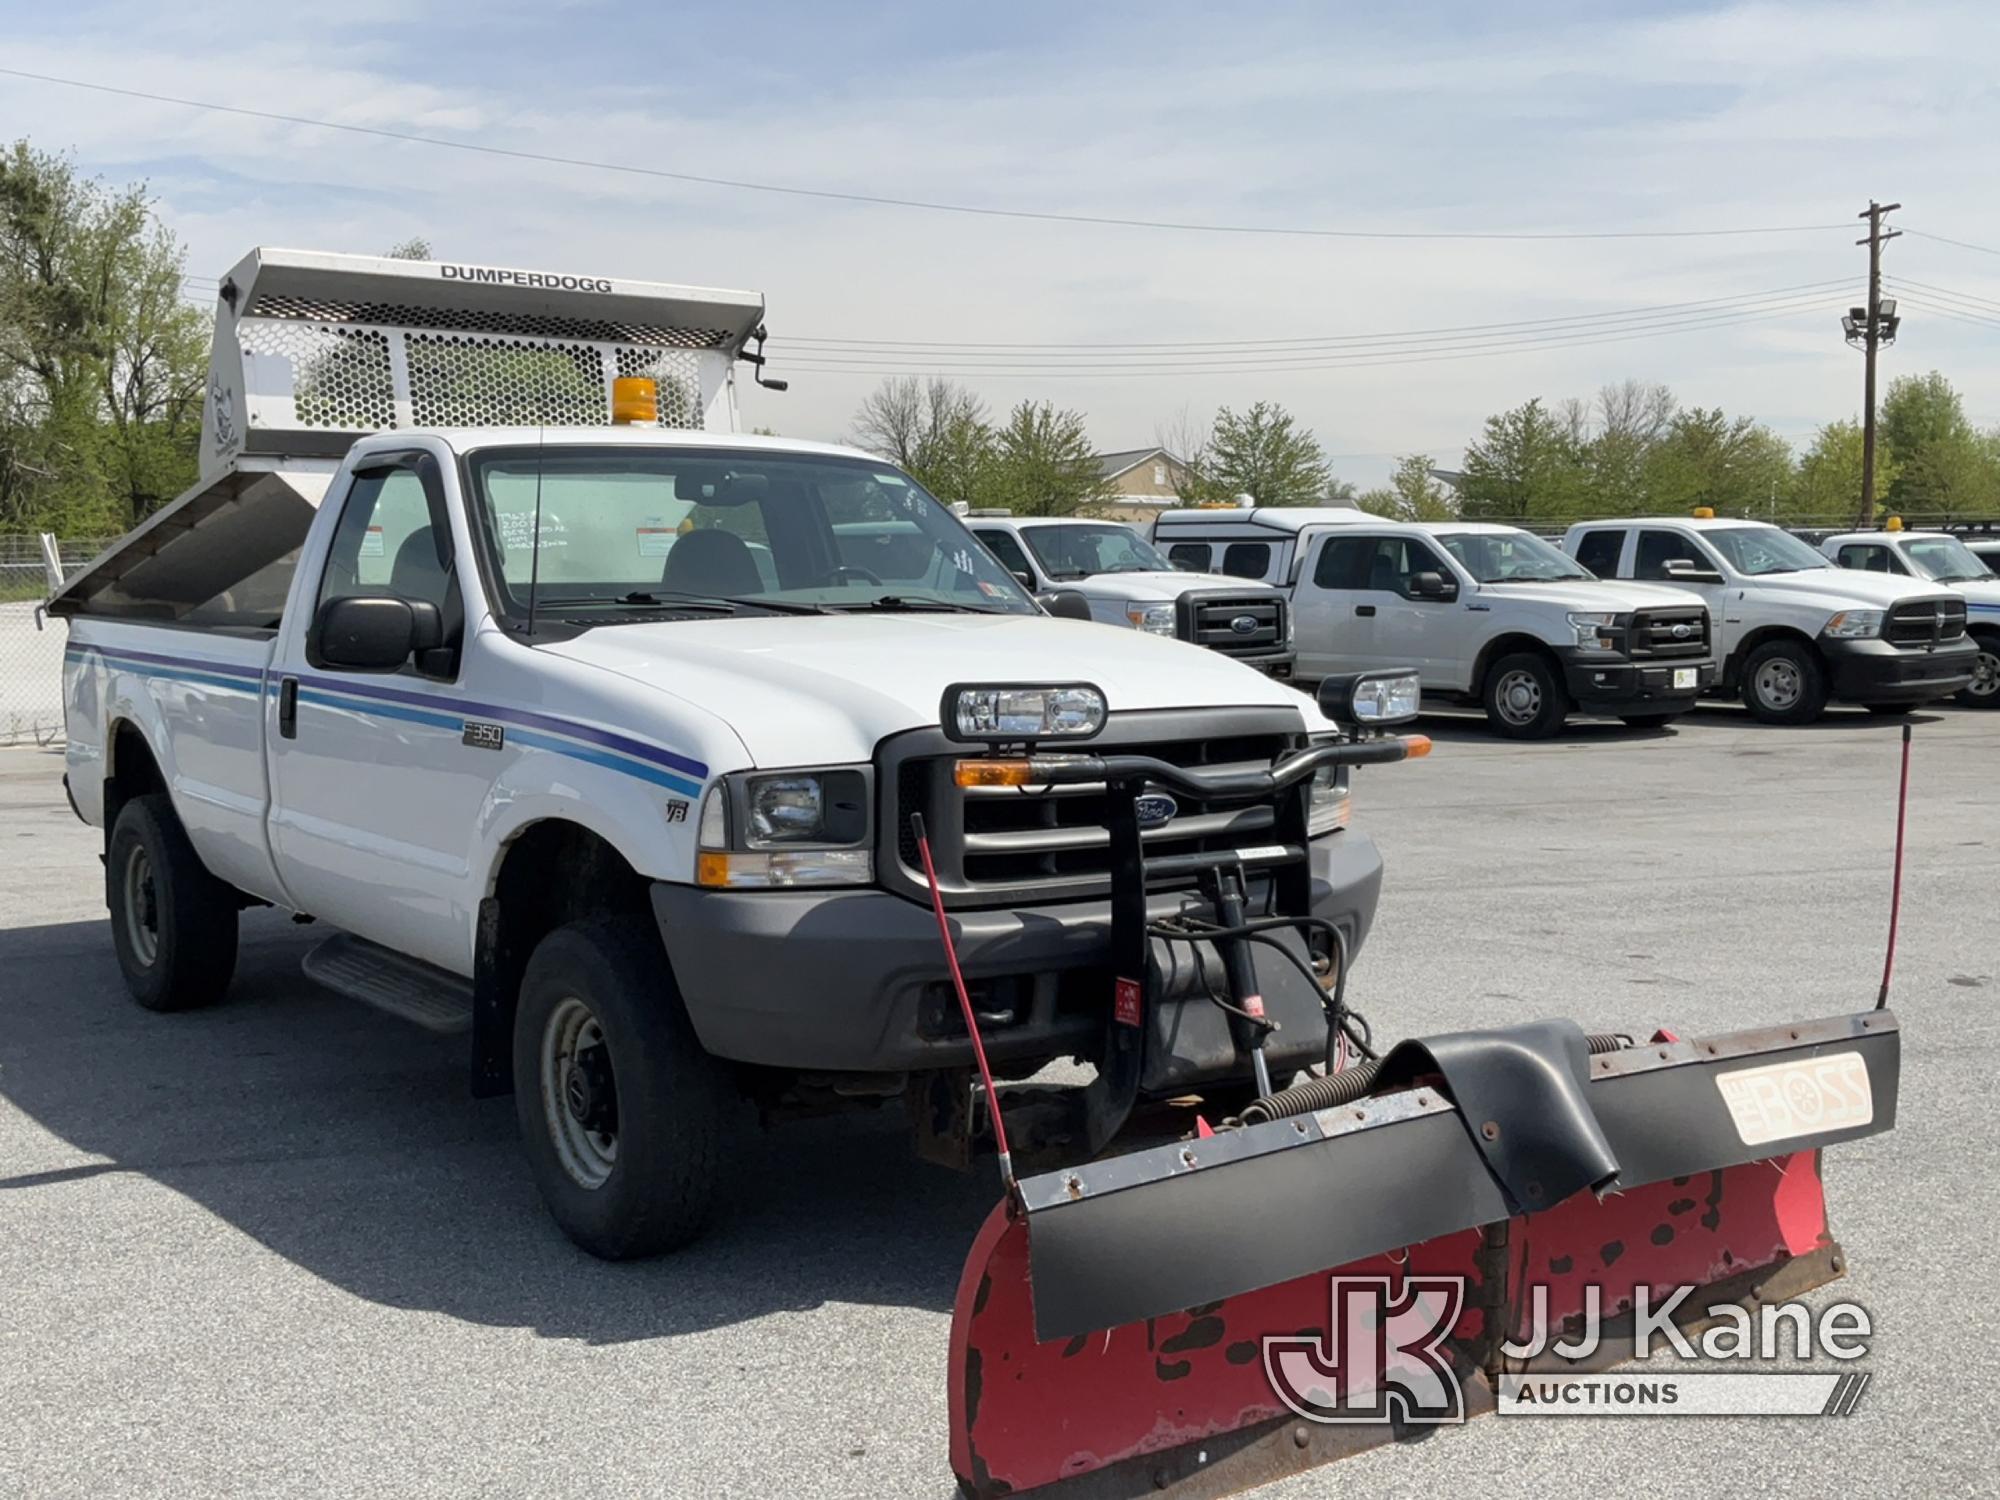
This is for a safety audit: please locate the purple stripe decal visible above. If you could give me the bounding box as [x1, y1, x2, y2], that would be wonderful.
[68, 642, 266, 682]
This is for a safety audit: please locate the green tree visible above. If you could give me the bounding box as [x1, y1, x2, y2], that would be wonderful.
[1879, 371, 1998, 519]
[1200, 401, 1332, 504]
[1457, 398, 1586, 520]
[0, 140, 207, 533]
[986, 401, 1114, 516]
[1358, 454, 1458, 521]
[848, 375, 998, 504]
[1641, 408, 1791, 518]
[1787, 420, 1895, 523]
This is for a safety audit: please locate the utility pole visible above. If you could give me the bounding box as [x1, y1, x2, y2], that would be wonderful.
[1844, 201, 1902, 527]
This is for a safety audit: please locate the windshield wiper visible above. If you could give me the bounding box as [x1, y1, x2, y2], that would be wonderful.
[614, 590, 830, 615]
[846, 595, 995, 614]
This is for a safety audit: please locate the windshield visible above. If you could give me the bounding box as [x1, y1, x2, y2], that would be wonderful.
[1703, 526, 1830, 576]
[1904, 536, 1993, 583]
[1434, 529, 1591, 583]
[1022, 523, 1172, 578]
[465, 447, 1039, 621]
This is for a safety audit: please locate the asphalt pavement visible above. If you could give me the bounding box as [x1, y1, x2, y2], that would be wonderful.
[1, 702, 1993, 1498]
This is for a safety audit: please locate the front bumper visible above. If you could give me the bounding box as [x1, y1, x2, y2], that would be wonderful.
[1557, 651, 1718, 712]
[1823, 636, 1980, 702]
[652, 833, 1382, 1073]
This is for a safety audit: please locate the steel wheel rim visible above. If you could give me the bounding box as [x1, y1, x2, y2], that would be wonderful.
[122, 843, 160, 967]
[1495, 669, 1543, 725]
[1754, 658, 1802, 711]
[541, 996, 619, 1190]
[1970, 649, 2000, 699]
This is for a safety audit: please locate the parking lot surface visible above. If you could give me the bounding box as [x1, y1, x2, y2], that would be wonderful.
[2, 704, 1993, 1498]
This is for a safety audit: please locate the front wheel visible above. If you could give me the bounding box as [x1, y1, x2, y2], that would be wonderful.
[1482, 652, 1570, 739]
[1960, 636, 2000, 709]
[106, 793, 239, 1011]
[1740, 639, 1828, 725]
[513, 916, 735, 1259]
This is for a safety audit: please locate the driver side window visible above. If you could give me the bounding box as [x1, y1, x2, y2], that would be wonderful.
[318, 468, 452, 617]
[1635, 529, 1708, 580]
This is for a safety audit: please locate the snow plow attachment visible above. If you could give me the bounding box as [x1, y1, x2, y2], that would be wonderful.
[949, 1010, 1898, 1498]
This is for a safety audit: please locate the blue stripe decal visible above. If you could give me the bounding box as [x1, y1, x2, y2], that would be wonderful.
[294, 688, 465, 735]
[290, 670, 707, 780]
[67, 642, 708, 785]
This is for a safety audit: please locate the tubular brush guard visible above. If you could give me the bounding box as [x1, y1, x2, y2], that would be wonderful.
[948, 1009, 1900, 1499]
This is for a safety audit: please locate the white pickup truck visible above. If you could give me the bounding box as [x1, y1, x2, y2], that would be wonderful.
[965, 514, 1295, 677]
[1563, 515, 1978, 723]
[51, 250, 1392, 1257]
[1151, 507, 1717, 737]
[1817, 527, 2000, 707]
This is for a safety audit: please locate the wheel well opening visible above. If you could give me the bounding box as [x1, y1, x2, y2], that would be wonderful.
[1725, 625, 1818, 687]
[474, 821, 654, 1096]
[1472, 633, 1560, 695]
[104, 721, 165, 846]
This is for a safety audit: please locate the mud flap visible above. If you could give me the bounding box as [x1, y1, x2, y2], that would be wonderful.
[949, 1010, 1898, 1498]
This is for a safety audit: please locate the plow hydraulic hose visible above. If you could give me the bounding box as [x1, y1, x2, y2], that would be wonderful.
[1238, 1030, 1631, 1125]
[911, 813, 1014, 1188]
[1878, 722, 1912, 1010]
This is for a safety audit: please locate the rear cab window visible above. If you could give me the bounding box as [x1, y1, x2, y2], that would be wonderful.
[1571, 528, 1627, 578]
[1166, 543, 1212, 572]
[1221, 542, 1272, 579]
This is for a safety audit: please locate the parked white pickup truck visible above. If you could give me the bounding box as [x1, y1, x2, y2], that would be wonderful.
[1151, 507, 1716, 737]
[1817, 527, 2000, 707]
[51, 250, 1392, 1257]
[1563, 515, 1978, 723]
[965, 514, 1294, 676]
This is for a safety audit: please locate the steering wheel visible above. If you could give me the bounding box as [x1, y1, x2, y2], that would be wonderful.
[819, 564, 885, 586]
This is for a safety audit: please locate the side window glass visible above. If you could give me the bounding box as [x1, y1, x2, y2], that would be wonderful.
[1167, 543, 1212, 571]
[318, 469, 451, 615]
[1635, 529, 1703, 581]
[1839, 545, 1888, 573]
[1573, 529, 1625, 577]
[1394, 540, 1450, 598]
[977, 530, 1035, 579]
[1311, 536, 1374, 590]
[1222, 541, 1271, 578]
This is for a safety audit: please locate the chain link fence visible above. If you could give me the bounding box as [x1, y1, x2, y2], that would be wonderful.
[0, 536, 115, 747]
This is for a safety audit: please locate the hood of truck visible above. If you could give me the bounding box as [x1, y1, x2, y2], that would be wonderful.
[1066, 570, 1278, 602]
[1470, 579, 1699, 613]
[1731, 568, 1960, 611]
[1945, 576, 2000, 609]
[538, 613, 1317, 766]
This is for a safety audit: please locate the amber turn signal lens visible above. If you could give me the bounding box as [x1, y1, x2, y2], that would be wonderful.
[954, 759, 1036, 788]
[1402, 734, 1433, 759]
[696, 851, 733, 887]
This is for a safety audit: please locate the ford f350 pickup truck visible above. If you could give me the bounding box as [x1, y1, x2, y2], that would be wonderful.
[50, 250, 1388, 1255]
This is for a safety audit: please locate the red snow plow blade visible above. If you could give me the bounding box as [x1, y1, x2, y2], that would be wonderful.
[949, 1010, 1898, 1499]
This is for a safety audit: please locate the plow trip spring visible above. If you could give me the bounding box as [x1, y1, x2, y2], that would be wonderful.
[948, 1011, 1899, 1499]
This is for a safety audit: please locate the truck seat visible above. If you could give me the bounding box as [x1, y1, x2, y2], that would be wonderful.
[663, 528, 764, 596]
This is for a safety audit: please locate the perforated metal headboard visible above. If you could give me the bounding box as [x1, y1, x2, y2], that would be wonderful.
[200, 248, 767, 478]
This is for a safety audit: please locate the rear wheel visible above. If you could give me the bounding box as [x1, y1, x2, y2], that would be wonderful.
[1482, 652, 1570, 739]
[1961, 634, 2000, 709]
[1740, 639, 1828, 725]
[1619, 713, 1679, 729]
[106, 793, 238, 1011]
[513, 916, 735, 1258]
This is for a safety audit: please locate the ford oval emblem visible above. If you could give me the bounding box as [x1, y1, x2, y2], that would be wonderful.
[1671, 622, 1693, 639]
[1229, 614, 1259, 636]
[1134, 793, 1179, 830]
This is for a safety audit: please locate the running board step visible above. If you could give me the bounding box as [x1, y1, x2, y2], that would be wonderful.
[301, 934, 473, 1034]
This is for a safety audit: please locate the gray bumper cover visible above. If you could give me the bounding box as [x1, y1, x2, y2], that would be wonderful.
[652, 834, 1384, 1072]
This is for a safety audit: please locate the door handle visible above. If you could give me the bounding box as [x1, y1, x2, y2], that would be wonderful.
[279, 677, 299, 739]
[1355, 605, 1376, 617]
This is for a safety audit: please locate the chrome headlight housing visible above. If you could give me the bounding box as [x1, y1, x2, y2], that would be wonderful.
[1567, 611, 1622, 650]
[697, 768, 872, 887]
[1317, 669, 1421, 729]
[942, 682, 1108, 742]
[1125, 602, 1177, 636]
[1823, 609, 1885, 639]
[1306, 738, 1352, 837]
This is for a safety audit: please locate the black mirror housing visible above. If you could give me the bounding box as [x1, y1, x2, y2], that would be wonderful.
[317, 596, 442, 672]
[1040, 589, 1095, 622]
[1408, 570, 1456, 601]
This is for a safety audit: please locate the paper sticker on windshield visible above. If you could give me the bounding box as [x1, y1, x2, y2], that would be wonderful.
[359, 525, 385, 558]
[1715, 1051, 1872, 1146]
[872, 472, 909, 487]
[637, 525, 675, 557]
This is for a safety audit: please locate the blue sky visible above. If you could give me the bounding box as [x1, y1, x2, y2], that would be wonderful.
[7, 0, 2000, 484]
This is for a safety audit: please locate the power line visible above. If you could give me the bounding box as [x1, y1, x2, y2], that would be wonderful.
[0, 65, 1860, 244]
[770, 302, 1826, 377]
[776, 282, 1840, 358]
[1903, 227, 2000, 259]
[1884, 276, 2000, 316]
[1887, 295, 2000, 332]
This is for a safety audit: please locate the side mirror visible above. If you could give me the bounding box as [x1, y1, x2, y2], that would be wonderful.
[1039, 589, 1096, 622]
[1319, 669, 1422, 729]
[1663, 558, 1724, 585]
[317, 595, 443, 672]
[1408, 570, 1457, 601]
[1011, 570, 1038, 592]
